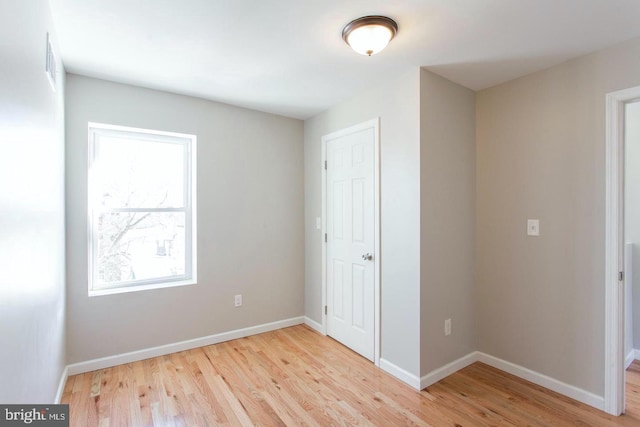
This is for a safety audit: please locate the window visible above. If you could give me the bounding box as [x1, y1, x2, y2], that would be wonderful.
[88, 123, 197, 295]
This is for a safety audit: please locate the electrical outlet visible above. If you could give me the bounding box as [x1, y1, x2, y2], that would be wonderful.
[527, 219, 540, 236]
[445, 318, 451, 336]
[234, 294, 242, 307]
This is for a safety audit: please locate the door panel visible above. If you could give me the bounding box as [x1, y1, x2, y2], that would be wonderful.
[326, 126, 375, 361]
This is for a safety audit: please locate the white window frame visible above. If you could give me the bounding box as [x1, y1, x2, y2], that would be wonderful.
[88, 122, 197, 296]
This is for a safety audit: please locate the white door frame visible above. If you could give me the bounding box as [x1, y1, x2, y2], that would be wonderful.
[321, 118, 381, 366]
[604, 85, 640, 415]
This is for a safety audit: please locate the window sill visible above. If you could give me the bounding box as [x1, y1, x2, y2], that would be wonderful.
[89, 279, 196, 297]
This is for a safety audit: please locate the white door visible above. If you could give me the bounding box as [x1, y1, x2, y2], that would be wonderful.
[326, 125, 375, 361]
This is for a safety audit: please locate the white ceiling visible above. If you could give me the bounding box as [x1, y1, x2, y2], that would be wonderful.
[49, 0, 640, 120]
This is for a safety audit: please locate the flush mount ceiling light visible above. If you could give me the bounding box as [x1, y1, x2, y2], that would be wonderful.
[342, 15, 398, 56]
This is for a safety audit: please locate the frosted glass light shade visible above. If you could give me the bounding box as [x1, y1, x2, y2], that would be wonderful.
[342, 16, 398, 56]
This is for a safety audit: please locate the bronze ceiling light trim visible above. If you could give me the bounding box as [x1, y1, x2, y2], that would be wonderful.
[342, 15, 398, 56]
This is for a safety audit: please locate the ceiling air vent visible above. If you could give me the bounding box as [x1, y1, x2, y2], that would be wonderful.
[45, 32, 56, 91]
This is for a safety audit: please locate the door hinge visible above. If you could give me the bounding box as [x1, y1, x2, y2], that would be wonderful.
[324, 233, 327, 242]
[619, 271, 625, 281]
[324, 160, 327, 170]
[325, 305, 327, 315]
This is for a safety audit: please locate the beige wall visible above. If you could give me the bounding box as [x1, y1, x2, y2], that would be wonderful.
[476, 37, 640, 395]
[65, 74, 304, 363]
[304, 68, 476, 379]
[304, 69, 422, 376]
[419, 69, 476, 374]
[0, 0, 66, 402]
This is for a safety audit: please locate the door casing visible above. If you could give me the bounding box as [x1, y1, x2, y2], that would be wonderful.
[321, 118, 381, 366]
[604, 86, 640, 415]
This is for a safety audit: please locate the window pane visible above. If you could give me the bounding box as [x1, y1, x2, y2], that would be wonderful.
[96, 212, 186, 285]
[96, 136, 185, 208]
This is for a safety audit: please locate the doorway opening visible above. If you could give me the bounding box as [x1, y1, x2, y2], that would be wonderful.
[605, 86, 640, 415]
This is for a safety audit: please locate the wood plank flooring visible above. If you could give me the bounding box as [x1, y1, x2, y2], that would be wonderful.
[627, 360, 640, 420]
[61, 325, 640, 426]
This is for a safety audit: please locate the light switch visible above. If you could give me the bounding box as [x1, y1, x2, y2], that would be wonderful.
[527, 219, 540, 236]
[316, 217, 321, 230]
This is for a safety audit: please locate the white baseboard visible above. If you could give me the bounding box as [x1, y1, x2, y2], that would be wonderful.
[379, 358, 421, 390]
[477, 352, 604, 411]
[67, 316, 305, 375]
[420, 352, 478, 389]
[54, 365, 68, 404]
[634, 349, 640, 362]
[304, 316, 325, 335]
[60, 318, 608, 414]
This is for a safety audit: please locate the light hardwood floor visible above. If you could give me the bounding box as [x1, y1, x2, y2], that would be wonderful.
[62, 325, 640, 426]
[627, 360, 640, 421]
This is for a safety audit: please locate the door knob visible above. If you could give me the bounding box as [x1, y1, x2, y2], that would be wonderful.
[362, 253, 373, 261]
